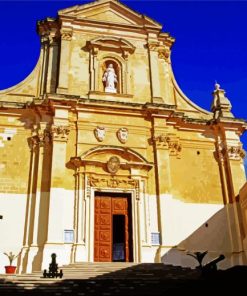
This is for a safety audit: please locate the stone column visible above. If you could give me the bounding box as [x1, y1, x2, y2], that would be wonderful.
[57, 30, 72, 94]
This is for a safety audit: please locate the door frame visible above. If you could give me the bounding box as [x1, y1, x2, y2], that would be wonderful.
[89, 188, 140, 263]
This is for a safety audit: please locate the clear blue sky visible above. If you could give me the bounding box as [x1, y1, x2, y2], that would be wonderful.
[0, 0, 246, 170]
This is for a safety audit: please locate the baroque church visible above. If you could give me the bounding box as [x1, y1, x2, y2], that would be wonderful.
[0, 0, 247, 273]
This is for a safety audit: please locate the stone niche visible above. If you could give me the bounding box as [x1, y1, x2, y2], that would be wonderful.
[85, 37, 135, 100]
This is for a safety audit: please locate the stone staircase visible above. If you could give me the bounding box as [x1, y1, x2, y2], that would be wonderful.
[0, 262, 206, 295]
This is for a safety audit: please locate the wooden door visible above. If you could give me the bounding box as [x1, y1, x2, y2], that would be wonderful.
[94, 197, 112, 262]
[94, 194, 131, 262]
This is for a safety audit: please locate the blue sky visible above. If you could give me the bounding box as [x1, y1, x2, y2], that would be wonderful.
[0, 0, 246, 172]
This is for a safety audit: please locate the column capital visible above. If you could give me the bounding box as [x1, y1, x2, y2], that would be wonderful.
[219, 144, 246, 161]
[153, 133, 182, 157]
[51, 125, 70, 141]
[60, 29, 72, 41]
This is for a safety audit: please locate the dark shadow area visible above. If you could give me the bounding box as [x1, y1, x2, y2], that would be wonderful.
[113, 215, 125, 262]
[0, 264, 247, 295]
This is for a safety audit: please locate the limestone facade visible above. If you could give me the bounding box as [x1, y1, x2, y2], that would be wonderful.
[0, 0, 246, 273]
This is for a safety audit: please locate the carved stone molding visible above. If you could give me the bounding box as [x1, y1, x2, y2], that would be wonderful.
[154, 134, 182, 157]
[86, 37, 135, 56]
[29, 127, 52, 151]
[147, 42, 171, 62]
[52, 125, 70, 141]
[61, 30, 72, 41]
[88, 176, 138, 190]
[158, 48, 170, 62]
[219, 145, 246, 161]
[70, 157, 82, 168]
[147, 42, 160, 51]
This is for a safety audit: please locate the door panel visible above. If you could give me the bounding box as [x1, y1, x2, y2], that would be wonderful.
[94, 197, 112, 262]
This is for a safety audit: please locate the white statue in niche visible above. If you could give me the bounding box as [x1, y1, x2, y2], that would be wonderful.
[102, 63, 118, 93]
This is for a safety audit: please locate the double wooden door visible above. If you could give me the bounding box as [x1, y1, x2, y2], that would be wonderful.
[94, 194, 131, 262]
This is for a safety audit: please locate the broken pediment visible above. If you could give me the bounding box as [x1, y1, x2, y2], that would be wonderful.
[58, 0, 162, 28]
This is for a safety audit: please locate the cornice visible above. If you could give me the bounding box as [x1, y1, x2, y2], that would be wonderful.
[0, 101, 30, 109]
[60, 16, 161, 35]
[1, 96, 246, 133]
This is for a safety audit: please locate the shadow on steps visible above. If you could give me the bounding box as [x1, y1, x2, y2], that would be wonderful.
[0, 264, 246, 295]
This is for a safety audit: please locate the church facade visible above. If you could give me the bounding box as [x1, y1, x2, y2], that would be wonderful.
[0, 0, 246, 273]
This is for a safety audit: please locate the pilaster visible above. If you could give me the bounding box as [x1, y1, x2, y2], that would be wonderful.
[57, 29, 72, 94]
[20, 124, 52, 273]
[148, 42, 162, 103]
[214, 123, 246, 254]
[38, 36, 49, 96]
[46, 34, 59, 93]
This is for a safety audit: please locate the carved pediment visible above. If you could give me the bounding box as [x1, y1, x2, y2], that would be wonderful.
[69, 146, 153, 171]
[58, 0, 162, 28]
[87, 37, 135, 54]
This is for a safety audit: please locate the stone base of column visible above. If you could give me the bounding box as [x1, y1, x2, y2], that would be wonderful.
[72, 243, 88, 263]
[19, 246, 43, 273]
[56, 87, 68, 94]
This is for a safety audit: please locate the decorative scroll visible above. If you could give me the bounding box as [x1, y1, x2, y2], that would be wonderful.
[89, 176, 138, 190]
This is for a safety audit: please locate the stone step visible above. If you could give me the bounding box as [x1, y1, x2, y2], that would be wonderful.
[0, 263, 200, 296]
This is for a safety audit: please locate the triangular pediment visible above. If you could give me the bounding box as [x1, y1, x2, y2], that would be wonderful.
[58, 0, 162, 28]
